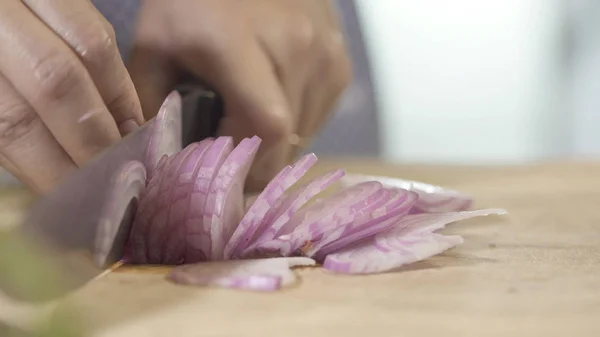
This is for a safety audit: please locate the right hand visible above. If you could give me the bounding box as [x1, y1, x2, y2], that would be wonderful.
[0, 0, 144, 194]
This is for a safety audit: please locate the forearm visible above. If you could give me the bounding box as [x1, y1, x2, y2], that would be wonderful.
[91, 0, 142, 62]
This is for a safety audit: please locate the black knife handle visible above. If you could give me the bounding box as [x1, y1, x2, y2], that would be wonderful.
[176, 83, 225, 147]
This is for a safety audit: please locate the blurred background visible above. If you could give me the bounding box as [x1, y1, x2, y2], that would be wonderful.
[311, 0, 600, 165]
[2, 0, 600, 186]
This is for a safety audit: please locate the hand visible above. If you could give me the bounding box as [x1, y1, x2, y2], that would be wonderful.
[0, 0, 144, 193]
[128, 0, 353, 191]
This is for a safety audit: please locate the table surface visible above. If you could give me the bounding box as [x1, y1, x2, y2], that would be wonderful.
[1, 159, 600, 337]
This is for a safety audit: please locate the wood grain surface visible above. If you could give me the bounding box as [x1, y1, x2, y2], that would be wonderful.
[2, 159, 600, 336]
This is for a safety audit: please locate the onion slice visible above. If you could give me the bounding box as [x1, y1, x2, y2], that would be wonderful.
[147, 143, 202, 263]
[307, 189, 420, 258]
[162, 141, 212, 264]
[94, 161, 147, 267]
[168, 257, 315, 291]
[186, 137, 234, 262]
[146, 91, 183, 178]
[323, 208, 507, 274]
[206, 136, 261, 260]
[341, 174, 473, 213]
[225, 154, 318, 259]
[256, 181, 384, 256]
[242, 169, 346, 255]
[223, 166, 292, 259]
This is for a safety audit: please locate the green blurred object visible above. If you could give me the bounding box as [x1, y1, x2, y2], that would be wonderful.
[1, 309, 84, 337]
[0, 233, 64, 300]
[0, 232, 85, 336]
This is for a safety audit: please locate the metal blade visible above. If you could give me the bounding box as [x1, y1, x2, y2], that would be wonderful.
[2, 87, 224, 302]
[177, 81, 225, 146]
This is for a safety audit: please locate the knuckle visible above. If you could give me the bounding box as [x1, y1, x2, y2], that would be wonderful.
[0, 100, 38, 146]
[76, 25, 118, 66]
[32, 52, 84, 102]
[193, 29, 233, 66]
[260, 106, 293, 141]
[286, 15, 317, 53]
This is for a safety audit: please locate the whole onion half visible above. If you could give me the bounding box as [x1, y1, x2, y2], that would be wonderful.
[102, 92, 508, 292]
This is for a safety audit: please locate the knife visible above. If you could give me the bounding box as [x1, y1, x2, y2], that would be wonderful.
[0, 85, 224, 302]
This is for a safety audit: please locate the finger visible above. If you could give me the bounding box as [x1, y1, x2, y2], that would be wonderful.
[127, 46, 178, 120]
[177, 36, 294, 190]
[178, 35, 293, 144]
[0, 0, 121, 166]
[253, 20, 316, 179]
[21, 0, 144, 135]
[297, 32, 352, 141]
[0, 74, 76, 194]
[256, 13, 316, 122]
[293, 0, 350, 141]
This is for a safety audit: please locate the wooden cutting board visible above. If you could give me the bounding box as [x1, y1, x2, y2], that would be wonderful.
[2, 159, 600, 337]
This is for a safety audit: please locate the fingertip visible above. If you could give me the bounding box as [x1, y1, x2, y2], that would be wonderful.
[259, 102, 294, 141]
[118, 119, 140, 136]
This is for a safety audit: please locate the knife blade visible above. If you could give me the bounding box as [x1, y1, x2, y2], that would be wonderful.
[0, 86, 224, 302]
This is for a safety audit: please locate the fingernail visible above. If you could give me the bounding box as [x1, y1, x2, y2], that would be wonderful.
[118, 119, 140, 136]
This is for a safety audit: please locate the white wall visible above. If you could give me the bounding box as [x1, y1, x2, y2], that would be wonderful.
[567, 0, 600, 157]
[356, 0, 569, 164]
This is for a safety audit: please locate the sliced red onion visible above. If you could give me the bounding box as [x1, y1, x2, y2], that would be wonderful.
[134, 154, 170, 219]
[225, 154, 318, 259]
[223, 165, 293, 259]
[106, 94, 508, 289]
[168, 257, 315, 291]
[162, 140, 213, 264]
[279, 181, 383, 237]
[255, 181, 385, 256]
[186, 137, 234, 262]
[147, 143, 202, 263]
[323, 208, 506, 274]
[306, 189, 420, 258]
[145, 91, 183, 178]
[206, 136, 261, 260]
[128, 143, 204, 264]
[340, 174, 473, 213]
[131, 153, 178, 263]
[242, 169, 346, 255]
[94, 161, 147, 267]
[325, 233, 465, 274]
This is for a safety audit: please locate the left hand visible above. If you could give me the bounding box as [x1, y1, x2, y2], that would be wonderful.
[128, 0, 353, 191]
